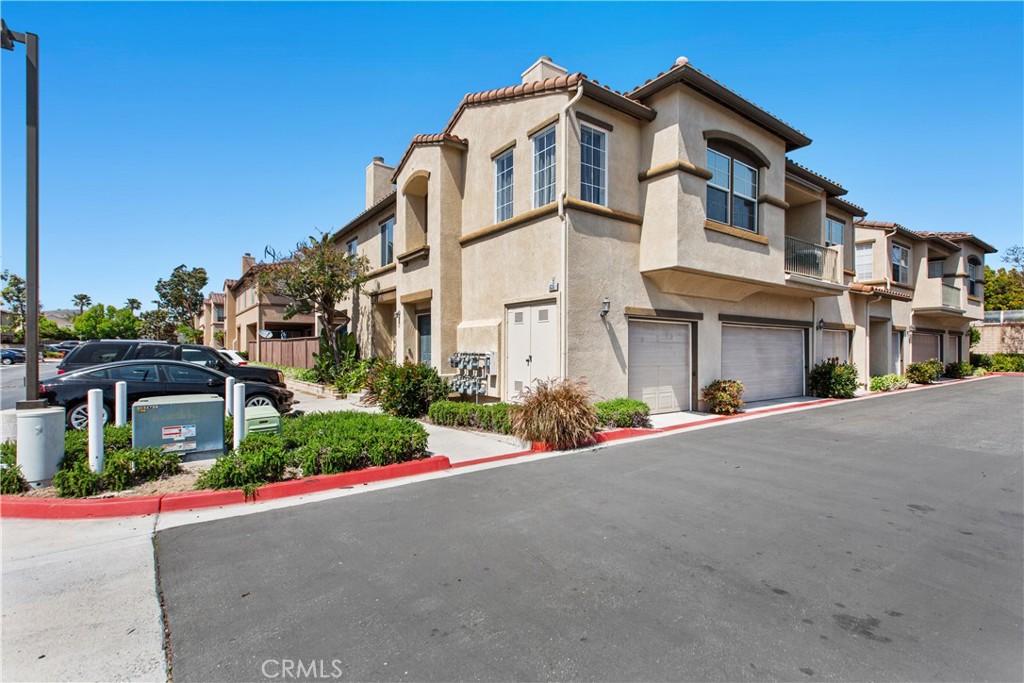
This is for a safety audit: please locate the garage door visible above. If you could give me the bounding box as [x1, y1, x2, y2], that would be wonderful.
[911, 332, 941, 363]
[821, 330, 850, 364]
[628, 321, 691, 413]
[721, 325, 805, 402]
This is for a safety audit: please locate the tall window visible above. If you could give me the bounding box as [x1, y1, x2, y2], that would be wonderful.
[927, 260, 944, 278]
[379, 218, 394, 266]
[495, 149, 514, 222]
[855, 244, 873, 280]
[891, 243, 911, 285]
[215, 305, 224, 322]
[825, 217, 845, 247]
[580, 125, 607, 206]
[706, 147, 758, 232]
[967, 256, 981, 296]
[532, 125, 556, 208]
[347, 238, 358, 257]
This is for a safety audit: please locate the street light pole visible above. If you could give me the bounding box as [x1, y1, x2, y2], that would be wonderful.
[2, 19, 45, 408]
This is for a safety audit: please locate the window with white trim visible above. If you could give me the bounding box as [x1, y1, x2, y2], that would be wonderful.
[891, 243, 911, 285]
[825, 217, 845, 247]
[495, 149, 514, 222]
[580, 124, 607, 206]
[927, 260, 944, 278]
[379, 217, 394, 266]
[967, 256, 981, 296]
[532, 125, 556, 208]
[855, 244, 873, 280]
[706, 147, 758, 232]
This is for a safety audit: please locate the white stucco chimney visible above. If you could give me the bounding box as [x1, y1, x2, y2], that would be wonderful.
[366, 157, 395, 209]
[521, 56, 568, 84]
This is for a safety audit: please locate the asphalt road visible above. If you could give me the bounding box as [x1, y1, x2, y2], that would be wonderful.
[0, 362, 59, 411]
[157, 377, 1024, 682]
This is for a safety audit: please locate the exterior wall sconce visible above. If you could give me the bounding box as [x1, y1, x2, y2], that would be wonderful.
[816, 318, 825, 330]
[394, 311, 401, 321]
[600, 298, 611, 318]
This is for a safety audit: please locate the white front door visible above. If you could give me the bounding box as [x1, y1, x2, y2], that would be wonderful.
[505, 301, 558, 398]
[721, 325, 806, 402]
[891, 331, 903, 374]
[628, 320, 691, 413]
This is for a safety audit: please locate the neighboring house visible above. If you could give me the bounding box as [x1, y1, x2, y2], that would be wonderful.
[221, 254, 316, 360]
[329, 55, 995, 411]
[195, 292, 226, 348]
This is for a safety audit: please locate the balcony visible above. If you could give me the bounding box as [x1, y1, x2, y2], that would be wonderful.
[785, 236, 840, 284]
[942, 283, 961, 308]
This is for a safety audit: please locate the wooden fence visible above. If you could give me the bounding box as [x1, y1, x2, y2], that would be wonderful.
[248, 336, 319, 369]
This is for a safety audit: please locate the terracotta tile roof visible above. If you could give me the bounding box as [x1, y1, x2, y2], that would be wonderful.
[916, 231, 998, 254]
[785, 158, 845, 196]
[849, 282, 913, 301]
[223, 278, 237, 289]
[409, 133, 468, 146]
[331, 190, 397, 244]
[628, 59, 810, 151]
[462, 72, 586, 106]
[826, 196, 867, 218]
[208, 292, 225, 305]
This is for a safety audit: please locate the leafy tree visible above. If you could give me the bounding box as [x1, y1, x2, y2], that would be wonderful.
[72, 294, 92, 316]
[984, 265, 1024, 311]
[1, 270, 27, 340]
[214, 329, 225, 347]
[39, 316, 75, 340]
[138, 309, 178, 342]
[125, 298, 142, 314]
[177, 324, 203, 344]
[154, 265, 208, 325]
[72, 305, 140, 340]
[258, 232, 368, 364]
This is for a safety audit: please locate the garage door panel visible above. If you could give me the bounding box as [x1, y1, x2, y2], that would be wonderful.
[911, 333, 941, 364]
[821, 330, 849, 364]
[721, 326, 805, 402]
[628, 321, 690, 414]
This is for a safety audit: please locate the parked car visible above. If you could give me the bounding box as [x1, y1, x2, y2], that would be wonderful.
[1, 349, 26, 365]
[57, 340, 285, 386]
[40, 359, 294, 429]
[54, 340, 81, 351]
[44, 344, 67, 356]
[218, 349, 248, 366]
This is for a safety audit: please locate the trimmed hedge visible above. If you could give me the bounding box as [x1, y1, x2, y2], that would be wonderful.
[1, 441, 29, 494]
[906, 362, 939, 384]
[364, 360, 450, 418]
[991, 353, 1024, 372]
[427, 401, 512, 434]
[809, 358, 859, 399]
[594, 398, 653, 429]
[944, 361, 973, 379]
[285, 411, 429, 475]
[195, 433, 291, 497]
[869, 374, 909, 392]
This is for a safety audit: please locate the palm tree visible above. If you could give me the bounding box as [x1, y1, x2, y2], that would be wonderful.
[72, 293, 92, 316]
[125, 297, 142, 314]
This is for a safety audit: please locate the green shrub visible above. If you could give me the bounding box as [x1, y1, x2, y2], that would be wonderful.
[906, 362, 939, 384]
[594, 398, 653, 429]
[970, 326, 981, 347]
[284, 411, 429, 475]
[509, 378, 599, 450]
[924, 358, 945, 378]
[972, 367, 989, 377]
[336, 357, 380, 394]
[195, 433, 291, 495]
[991, 353, 1024, 372]
[944, 361, 973, 379]
[809, 358, 859, 399]
[62, 424, 133, 469]
[701, 379, 745, 415]
[53, 460, 102, 498]
[427, 401, 513, 434]
[869, 374, 909, 392]
[364, 360, 450, 418]
[970, 353, 993, 369]
[1, 441, 29, 494]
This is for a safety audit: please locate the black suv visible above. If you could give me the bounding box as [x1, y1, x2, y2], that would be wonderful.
[57, 341, 286, 386]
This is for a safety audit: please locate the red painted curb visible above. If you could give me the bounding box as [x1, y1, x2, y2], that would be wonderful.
[594, 428, 663, 443]
[452, 449, 539, 469]
[248, 457, 452, 504]
[159, 489, 246, 512]
[0, 494, 163, 519]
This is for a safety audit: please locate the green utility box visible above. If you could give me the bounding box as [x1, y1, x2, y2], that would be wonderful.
[244, 405, 282, 436]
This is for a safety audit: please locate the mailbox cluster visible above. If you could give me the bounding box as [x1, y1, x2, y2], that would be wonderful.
[449, 351, 493, 396]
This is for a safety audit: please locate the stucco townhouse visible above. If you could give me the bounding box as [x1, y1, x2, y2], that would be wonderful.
[326, 55, 992, 412]
[196, 292, 226, 348]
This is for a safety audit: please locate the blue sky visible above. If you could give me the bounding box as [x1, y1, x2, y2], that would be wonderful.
[2, 2, 1022, 311]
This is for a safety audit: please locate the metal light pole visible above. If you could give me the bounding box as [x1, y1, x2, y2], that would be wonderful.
[2, 18, 45, 408]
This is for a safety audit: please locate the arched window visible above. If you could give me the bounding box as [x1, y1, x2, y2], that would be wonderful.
[967, 256, 981, 297]
[706, 140, 761, 233]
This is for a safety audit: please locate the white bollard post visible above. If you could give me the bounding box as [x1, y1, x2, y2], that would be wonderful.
[232, 383, 246, 452]
[114, 381, 128, 427]
[225, 376, 235, 417]
[87, 388, 104, 473]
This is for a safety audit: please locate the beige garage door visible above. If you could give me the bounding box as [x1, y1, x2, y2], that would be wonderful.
[628, 320, 691, 413]
[821, 330, 850, 364]
[911, 332, 942, 363]
[721, 325, 806, 402]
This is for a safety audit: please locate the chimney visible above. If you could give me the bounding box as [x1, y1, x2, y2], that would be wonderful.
[241, 253, 254, 275]
[366, 157, 395, 209]
[521, 56, 568, 84]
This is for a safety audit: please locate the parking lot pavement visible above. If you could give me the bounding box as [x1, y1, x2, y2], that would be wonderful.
[156, 377, 1023, 682]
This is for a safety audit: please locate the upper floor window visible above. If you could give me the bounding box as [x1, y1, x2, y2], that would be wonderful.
[347, 238, 358, 257]
[532, 125, 557, 208]
[927, 260, 944, 278]
[379, 217, 394, 266]
[891, 243, 911, 285]
[825, 217, 845, 247]
[580, 125, 607, 206]
[215, 305, 224, 322]
[967, 256, 981, 296]
[855, 244, 873, 280]
[707, 147, 758, 232]
[495, 149, 514, 222]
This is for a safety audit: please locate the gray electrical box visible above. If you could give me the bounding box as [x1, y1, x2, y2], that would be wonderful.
[244, 406, 282, 437]
[132, 394, 225, 459]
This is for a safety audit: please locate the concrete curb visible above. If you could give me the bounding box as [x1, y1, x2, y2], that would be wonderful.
[2, 375, 1008, 520]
